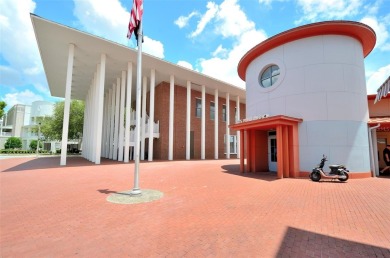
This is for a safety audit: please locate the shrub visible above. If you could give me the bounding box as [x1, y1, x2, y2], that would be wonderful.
[4, 137, 22, 149]
[29, 140, 43, 150]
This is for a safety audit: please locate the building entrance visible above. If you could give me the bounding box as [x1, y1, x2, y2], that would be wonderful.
[268, 133, 277, 172]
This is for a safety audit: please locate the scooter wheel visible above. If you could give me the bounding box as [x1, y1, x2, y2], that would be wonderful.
[310, 172, 321, 182]
[338, 172, 349, 182]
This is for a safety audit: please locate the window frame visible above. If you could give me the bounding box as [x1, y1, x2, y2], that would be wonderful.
[195, 98, 202, 118]
[222, 104, 226, 122]
[210, 101, 215, 120]
[224, 134, 237, 154]
[259, 65, 280, 88]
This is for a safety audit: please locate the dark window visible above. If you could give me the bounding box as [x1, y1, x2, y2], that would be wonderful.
[195, 98, 201, 118]
[222, 104, 226, 122]
[210, 102, 215, 120]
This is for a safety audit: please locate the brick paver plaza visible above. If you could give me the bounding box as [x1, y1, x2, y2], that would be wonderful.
[1, 156, 389, 257]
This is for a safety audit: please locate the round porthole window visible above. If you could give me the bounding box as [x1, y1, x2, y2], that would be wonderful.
[259, 65, 280, 88]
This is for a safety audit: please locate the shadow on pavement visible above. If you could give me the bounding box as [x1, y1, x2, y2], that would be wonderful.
[277, 227, 389, 257]
[221, 164, 278, 182]
[1, 157, 127, 172]
[97, 189, 118, 194]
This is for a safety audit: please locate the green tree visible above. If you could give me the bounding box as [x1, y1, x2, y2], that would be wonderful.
[0, 101, 6, 119]
[29, 140, 43, 150]
[4, 137, 22, 149]
[40, 100, 85, 141]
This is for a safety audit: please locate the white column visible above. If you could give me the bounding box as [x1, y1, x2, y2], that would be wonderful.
[91, 68, 100, 163]
[60, 44, 74, 166]
[236, 95, 240, 159]
[124, 62, 133, 163]
[214, 89, 219, 159]
[186, 81, 191, 160]
[89, 72, 98, 162]
[83, 91, 90, 159]
[168, 75, 174, 160]
[109, 84, 115, 159]
[113, 79, 121, 160]
[94, 54, 106, 164]
[82, 94, 88, 159]
[141, 76, 147, 160]
[201, 85, 206, 160]
[102, 94, 107, 157]
[87, 87, 94, 161]
[84, 91, 90, 160]
[105, 89, 112, 158]
[118, 71, 126, 162]
[148, 69, 155, 161]
[226, 92, 230, 159]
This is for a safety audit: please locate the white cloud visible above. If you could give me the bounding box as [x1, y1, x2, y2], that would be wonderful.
[214, 0, 255, 38]
[366, 64, 390, 94]
[74, 0, 165, 58]
[175, 11, 198, 28]
[192, 0, 267, 87]
[212, 45, 228, 58]
[361, 16, 390, 51]
[0, 0, 46, 90]
[295, 0, 362, 24]
[73, 0, 130, 45]
[190, 2, 219, 38]
[177, 61, 194, 70]
[142, 36, 165, 58]
[2, 90, 44, 108]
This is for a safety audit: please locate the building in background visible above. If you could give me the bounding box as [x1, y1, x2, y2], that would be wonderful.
[0, 101, 55, 151]
[0, 104, 31, 149]
[21, 101, 55, 151]
[368, 77, 390, 176]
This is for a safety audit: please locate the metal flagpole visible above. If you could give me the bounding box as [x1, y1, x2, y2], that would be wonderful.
[131, 21, 143, 195]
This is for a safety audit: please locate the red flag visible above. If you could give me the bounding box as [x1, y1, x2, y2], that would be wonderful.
[127, 0, 143, 39]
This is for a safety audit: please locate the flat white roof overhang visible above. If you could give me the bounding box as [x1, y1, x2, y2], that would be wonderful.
[31, 14, 246, 103]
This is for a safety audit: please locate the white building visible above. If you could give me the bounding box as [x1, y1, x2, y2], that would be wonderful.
[231, 20, 377, 179]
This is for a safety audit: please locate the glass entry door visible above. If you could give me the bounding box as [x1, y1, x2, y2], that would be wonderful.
[268, 135, 277, 172]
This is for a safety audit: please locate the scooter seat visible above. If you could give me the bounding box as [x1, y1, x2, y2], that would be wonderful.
[329, 164, 343, 169]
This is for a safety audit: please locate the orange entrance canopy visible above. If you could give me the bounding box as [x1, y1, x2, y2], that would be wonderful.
[230, 115, 303, 179]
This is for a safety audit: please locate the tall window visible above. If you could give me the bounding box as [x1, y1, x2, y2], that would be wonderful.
[222, 104, 226, 122]
[210, 102, 215, 120]
[224, 135, 237, 154]
[195, 98, 202, 118]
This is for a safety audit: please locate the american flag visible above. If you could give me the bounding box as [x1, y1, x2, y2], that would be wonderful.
[127, 0, 143, 40]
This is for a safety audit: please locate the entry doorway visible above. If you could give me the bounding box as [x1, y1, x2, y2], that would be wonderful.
[378, 138, 387, 169]
[268, 132, 277, 172]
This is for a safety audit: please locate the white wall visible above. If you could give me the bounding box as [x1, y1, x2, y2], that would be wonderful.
[31, 101, 54, 124]
[245, 35, 370, 172]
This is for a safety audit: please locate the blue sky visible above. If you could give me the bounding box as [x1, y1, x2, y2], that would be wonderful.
[0, 0, 389, 111]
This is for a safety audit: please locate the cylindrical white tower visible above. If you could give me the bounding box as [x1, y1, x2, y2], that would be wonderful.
[238, 21, 376, 173]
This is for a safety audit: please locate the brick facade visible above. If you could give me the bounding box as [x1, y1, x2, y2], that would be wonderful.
[151, 81, 245, 160]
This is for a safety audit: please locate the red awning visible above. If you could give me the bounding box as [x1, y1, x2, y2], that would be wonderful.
[375, 76, 390, 103]
[368, 117, 390, 132]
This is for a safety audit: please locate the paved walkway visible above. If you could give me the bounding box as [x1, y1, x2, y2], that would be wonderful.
[1, 157, 389, 257]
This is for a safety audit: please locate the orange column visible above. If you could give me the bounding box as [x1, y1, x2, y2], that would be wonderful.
[283, 126, 289, 178]
[289, 124, 300, 178]
[276, 125, 284, 179]
[240, 130, 245, 173]
[246, 130, 252, 173]
[250, 130, 256, 172]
